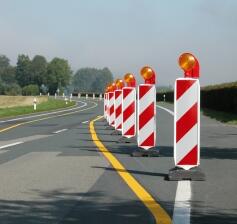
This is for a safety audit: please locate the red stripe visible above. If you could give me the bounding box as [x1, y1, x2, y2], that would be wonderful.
[176, 102, 197, 142]
[176, 79, 195, 100]
[110, 105, 114, 115]
[177, 145, 198, 165]
[123, 88, 133, 99]
[117, 124, 122, 129]
[115, 105, 122, 117]
[140, 132, 154, 147]
[123, 102, 135, 123]
[139, 102, 154, 130]
[124, 125, 135, 136]
[139, 85, 152, 100]
[115, 90, 122, 99]
[109, 92, 114, 99]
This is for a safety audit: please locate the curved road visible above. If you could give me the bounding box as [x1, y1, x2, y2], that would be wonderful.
[0, 98, 236, 223]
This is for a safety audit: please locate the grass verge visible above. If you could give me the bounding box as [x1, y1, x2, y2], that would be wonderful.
[202, 108, 237, 125]
[0, 98, 76, 119]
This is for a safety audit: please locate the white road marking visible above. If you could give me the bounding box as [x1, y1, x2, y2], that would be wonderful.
[156, 103, 191, 224]
[0, 101, 87, 123]
[156, 104, 174, 116]
[173, 181, 191, 224]
[53, 129, 68, 134]
[0, 142, 24, 150]
[82, 120, 89, 124]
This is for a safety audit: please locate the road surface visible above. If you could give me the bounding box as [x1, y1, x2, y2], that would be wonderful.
[0, 98, 236, 224]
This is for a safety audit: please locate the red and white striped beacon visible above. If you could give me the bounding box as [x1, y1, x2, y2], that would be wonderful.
[108, 83, 116, 126]
[114, 79, 124, 131]
[174, 53, 201, 170]
[137, 67, 156, 150]
[122, 73, 136, 138]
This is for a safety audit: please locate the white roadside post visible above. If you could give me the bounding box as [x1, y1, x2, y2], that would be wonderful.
[86, 94, 88, 99]
[33, 97, 37, 111]
[55, 93, 57, 99]
[40, 92, 42, 96]
[63, 93, 65, 98]
[163, 94, 166, 102]
[70, 94, 72, 102]
[93, 93, 95, 99]
[48, 92, 50, 97]
[65, 97, 68, 104]
[99, 93, 102, 100]
[78, 93, 81, 98]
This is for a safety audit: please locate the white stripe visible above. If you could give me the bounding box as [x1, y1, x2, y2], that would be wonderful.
[122, 112, 135, 135]
[0, 142, 23, 149]
[115, 114, 122, 130]
[156, 103, 192, 224]
[156, 105, 174, 116]
[53, 129, 68, 134]
[138, 117, 155, 147]
[139, 86, 155, 114]
[123, 88, 135, 109]
[176, 80, 198, 121]
[173, 181, 191, 224]
[175, 124, 198, 167]
[82, 121, 89, 124]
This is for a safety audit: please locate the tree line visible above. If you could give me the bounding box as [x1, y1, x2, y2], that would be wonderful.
[0, 54, 113, 96]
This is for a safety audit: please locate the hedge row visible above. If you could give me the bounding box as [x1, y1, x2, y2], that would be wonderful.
[156, 82, 237, 113]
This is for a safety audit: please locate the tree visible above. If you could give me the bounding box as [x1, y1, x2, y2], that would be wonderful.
[46, 58, 72, 93]
[30, 55, 47, 86]
[15, 54, 32, 87]
[22, 84, 39, 96]
[0, 55, 16, 85]
[72, 67, 113, 93]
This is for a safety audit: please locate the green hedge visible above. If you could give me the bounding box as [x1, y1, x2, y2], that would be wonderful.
[156, 81, 237, 113]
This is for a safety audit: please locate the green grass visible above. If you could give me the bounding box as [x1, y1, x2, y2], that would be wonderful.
[202, 108, 237, 125]
[0, 99, 75, 119]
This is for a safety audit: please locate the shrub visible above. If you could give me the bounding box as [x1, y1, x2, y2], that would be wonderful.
[4, 84, 22, 95]
[22, 84, 39, 96]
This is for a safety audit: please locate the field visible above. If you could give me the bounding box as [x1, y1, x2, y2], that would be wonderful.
[0, 96, 75, 118]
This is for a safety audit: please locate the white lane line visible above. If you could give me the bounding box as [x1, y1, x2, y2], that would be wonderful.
[156, 104, 174, 116]
[82, 120, 89, 124]
[156, 103, 191, 224]
[0, 101, 87, 124]
[0, 142, 24, 150]
[172, 181, 191, 224]
[53, 129, 68, 134]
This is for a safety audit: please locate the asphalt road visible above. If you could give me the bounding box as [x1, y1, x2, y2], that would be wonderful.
[0, 98, 236, 224]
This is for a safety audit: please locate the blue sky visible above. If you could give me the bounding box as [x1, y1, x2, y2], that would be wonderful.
[0, 0, 236, 86]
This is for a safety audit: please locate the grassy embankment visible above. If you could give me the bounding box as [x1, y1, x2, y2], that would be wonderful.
[0, 96, 75, 118]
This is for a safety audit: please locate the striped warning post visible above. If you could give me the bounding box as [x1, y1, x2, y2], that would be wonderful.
[174, 78, 200, 170]
[115, 90, 122, 131]
[137, 84, 156, 150]
[108, 92, 115, 126]
[104, 93, 107, 119]
[122, 87, 136, 138]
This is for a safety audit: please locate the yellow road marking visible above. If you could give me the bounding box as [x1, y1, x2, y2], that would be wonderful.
[0, 102, 98, 134]
[90, 116, 172, 224]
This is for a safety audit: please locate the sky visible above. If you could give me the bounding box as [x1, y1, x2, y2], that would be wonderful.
[0, 0, 237, 86]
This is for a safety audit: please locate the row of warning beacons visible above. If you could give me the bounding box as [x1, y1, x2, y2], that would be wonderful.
[103, 53, 205, 181]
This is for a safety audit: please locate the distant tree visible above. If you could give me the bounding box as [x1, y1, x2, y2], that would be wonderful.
[0, 55, 10, 73]
[46, 58, 72, 93]
[15, 55, 32, 87]
[30, 55, 47, 86]
[73, 67, 113, 93]
[0, 55, 16, 85]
